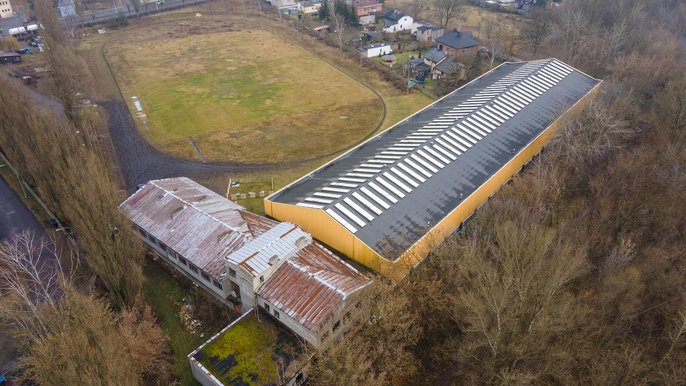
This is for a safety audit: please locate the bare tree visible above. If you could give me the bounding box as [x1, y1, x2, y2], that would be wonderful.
[522, 8, 551, 56]
[0, 231, 76, 340]
[411, 0, 425, 21]
[331, 2, 346, 52]
[434, 0, 461, 30]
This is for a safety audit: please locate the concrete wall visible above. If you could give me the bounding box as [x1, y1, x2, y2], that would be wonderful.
[257, 297, 320, 349]
[134, 229, 245, 310]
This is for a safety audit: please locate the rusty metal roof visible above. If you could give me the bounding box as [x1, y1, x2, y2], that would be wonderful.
[258, 242, 372, 331]
[120, 177, 254, 279]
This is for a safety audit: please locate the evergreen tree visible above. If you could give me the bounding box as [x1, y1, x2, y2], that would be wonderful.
[319, 0, 329, 21]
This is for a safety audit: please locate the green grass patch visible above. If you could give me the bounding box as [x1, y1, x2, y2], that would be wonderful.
[107, 30, 384, 164]
[143, 262, 204, 386]
[195, 312, 304, 386]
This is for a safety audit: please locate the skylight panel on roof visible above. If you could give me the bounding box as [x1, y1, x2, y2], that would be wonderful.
[433, 144, 458, 161]
[377, 176, 406, 198]
[339, 177, 366, 183]
[352, 192, 382, 215]
[390, 167, 419, 188]
[297, 202, 324, 209]
[368, 181, 398, 203]
[424, 146, 451, 164]
[344, 197, 374, 221]
[346, 172, 375, 178]
[446, 130, 473, 149]
[314, 192, 342, 199]
[331, 182, 358, 188]
[323, 187, 350, 193]
[383, 169, 412, 193]
[326, 208, 357, 233]
[416, 149, 445, 168]
[335, 203, 366, 227]
[397, 162, 427, 182]
[305, 197, 333, 204]
[404, 158, 433, 178]
[439, 134, 467, 153]
[360, 186, 391, 209]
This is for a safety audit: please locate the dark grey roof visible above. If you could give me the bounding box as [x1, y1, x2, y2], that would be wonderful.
[417, 23, 441, 32]
[383, 9, 407, 22]
[269, 59, 600, 260]
[436, 30, 480, 50]
[424, 47, 446, 63]
[434, 56, 460, 75]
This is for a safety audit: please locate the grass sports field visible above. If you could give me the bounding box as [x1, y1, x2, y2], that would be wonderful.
[106, 29, 384, 164]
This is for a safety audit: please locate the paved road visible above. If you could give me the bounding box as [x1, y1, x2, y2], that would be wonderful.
[0, 174, 45, 241]
[100, 100, 270, 190]
[0, 174, 48, 374]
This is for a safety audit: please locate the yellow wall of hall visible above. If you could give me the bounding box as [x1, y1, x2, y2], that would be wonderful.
[264, 200, 385, 272]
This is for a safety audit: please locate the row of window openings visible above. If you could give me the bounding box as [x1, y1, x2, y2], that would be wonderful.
[138, 226, 223, 290]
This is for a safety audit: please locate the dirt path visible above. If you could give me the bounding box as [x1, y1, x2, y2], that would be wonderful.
[100, 100, 269, 190]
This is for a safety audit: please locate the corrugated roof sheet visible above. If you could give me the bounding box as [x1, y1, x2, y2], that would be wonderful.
[120, 177, 252, 279]
[258, 242, 371, 331]
[268, 59, 601, 261]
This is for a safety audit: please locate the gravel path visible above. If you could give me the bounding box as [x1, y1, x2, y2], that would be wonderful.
[100, 100, 272, 190]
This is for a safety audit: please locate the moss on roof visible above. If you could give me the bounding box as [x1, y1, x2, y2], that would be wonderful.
[194, 312, 304, 386]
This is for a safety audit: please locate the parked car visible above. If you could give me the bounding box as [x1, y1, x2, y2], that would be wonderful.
[15, 48, 31, 54]
[29, 40, 39, 47]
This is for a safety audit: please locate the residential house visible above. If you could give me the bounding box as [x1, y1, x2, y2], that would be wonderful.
[431, 55, 464, 80]
[416, 23, 444, 43]
[382, 10, 412, 33]
[404, 57, 431, 80]
[0, 0, 12, 19]
[435, 28, 480, 57]
[358, 42, 392, 58]
[423, 47, 446, 68]
[352, 0, 382, 17]
[298, 0, 321, 14]
[121, 177, 371, 351]
[0, 51, 21, 64]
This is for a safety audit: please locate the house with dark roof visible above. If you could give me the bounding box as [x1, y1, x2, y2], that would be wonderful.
[121, 177, 371, 351]
[404, 57, 431, 81]
[436, 28, 481, 57]
[383, 9, 412, 33]
[431, 55, 464, 80]
[423, 47, 446, 68]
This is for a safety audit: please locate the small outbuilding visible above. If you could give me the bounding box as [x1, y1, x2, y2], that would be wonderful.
[0, 51, 21, 64]
[358, 42, 392, 58]
[381, 54, 396, 66]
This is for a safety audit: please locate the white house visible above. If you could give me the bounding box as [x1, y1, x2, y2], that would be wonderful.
[0, 0, 13, 19]
[120, 177, 371, 350]
[358, 42, 392, 58]
[298, 0, 321, 13]
[383, 9, 412, 33]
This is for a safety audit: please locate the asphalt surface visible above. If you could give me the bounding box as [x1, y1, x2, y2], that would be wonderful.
[100, 100, 269, 190]
[0, 174, 47, 374]
[0, 174, 45, 241]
